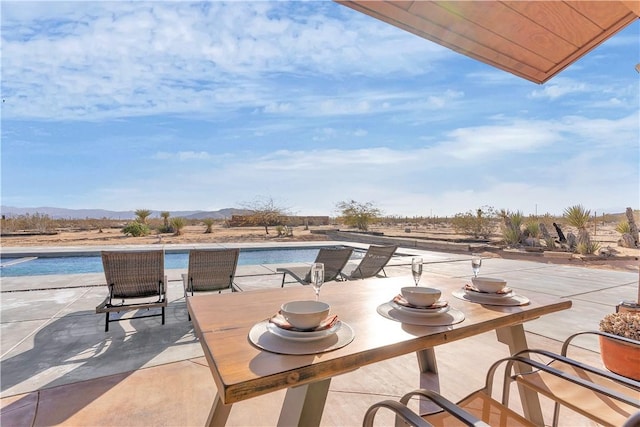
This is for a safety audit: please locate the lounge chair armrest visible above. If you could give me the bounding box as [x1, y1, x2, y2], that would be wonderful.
[363, 399, 429, 427]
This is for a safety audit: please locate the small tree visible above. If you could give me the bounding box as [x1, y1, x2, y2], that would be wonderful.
[451, 206, 496, 238]
[335, 200, 381, 231]
[242, 196, 290, 235]
[202, 218, 215, 234]
[171, 217, 186, 236]
[135, 209, 152, 224]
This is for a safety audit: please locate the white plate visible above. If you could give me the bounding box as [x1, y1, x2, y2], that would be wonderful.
[390, 300, 451, 316]
[266, 320, 342, 342]
[464, 288, 514, 299]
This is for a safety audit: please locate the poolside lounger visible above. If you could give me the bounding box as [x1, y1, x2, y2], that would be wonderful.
[182, 248, 241, 320]
[342, 244, 397, 280]
[277, 247, 353, 287]
[96, 250, 167, 332]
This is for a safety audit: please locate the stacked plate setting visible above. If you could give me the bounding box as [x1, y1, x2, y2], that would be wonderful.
[465, 277, 513, 301]
[266, 321, 342, 342]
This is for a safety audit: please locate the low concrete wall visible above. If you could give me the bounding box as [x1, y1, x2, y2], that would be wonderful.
[326, 230, 471, 253]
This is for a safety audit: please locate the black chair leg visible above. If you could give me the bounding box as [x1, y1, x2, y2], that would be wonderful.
[105, 313, 109, 332]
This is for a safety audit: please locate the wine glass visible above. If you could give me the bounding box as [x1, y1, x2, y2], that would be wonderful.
[411, 257, 423, 286]
[310, 263, 325, 301]
[471, 254, 482, 278]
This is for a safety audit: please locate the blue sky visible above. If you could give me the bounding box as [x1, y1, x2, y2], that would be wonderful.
[2, 1, 639, 217]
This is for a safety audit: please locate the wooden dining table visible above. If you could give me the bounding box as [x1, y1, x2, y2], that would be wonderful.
[187, 274, 572, 427]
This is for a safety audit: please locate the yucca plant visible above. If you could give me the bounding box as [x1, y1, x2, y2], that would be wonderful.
[524, 221, 540, 238]
[563, 205, 598, 254]
[563, 205, 590, 229]
[202, 218, 215, 234]
[501, 210, 523, 245]
[160, 211, 170, 228]
[135, 209, 153, 224]
[503, 227, 521, 245]
[171, 217, 186, 236]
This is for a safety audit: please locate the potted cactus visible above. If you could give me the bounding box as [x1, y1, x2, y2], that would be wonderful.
[598, 269, 640, 380]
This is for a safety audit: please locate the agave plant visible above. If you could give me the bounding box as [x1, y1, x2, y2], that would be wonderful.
[616, 221, 631, 234]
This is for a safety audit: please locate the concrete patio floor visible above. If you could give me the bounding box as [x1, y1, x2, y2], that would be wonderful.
[1, 242, 638, 426]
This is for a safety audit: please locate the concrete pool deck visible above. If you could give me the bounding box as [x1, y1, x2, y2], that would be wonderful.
[1, 242, 638, 425]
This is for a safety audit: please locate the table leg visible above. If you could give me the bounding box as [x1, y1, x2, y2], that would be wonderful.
[205, 392, 232, 427]
[416, 348, 438, 374]
[277, 378, 331, 427]
[416, 348, 442, 415]
[496, 325, 545, 426]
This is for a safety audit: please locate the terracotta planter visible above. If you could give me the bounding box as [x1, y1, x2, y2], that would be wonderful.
[599, 335, 640, 381]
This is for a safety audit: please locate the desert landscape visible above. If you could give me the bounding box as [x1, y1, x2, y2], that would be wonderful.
[2, 220, 638, 273]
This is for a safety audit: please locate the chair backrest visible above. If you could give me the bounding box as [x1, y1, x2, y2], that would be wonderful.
[304, 247, 353, 282]
[187, 248, 240, 292]
[350, 245, 397, 279]
[102, 250, 165, 299]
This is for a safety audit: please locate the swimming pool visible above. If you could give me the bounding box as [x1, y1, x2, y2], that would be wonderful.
[0, 247, 364, 277]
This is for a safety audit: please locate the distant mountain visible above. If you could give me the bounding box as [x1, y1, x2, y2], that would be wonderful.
[183, 208, 252, 220]
[0, 206, 251, 220]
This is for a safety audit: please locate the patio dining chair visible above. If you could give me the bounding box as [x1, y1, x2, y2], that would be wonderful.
[363, 354, 536, 427]
[342, 244, 397, 280]
[276, 247, 353, 287]
[96, 250, 167, 332]
[182, 248, 240, 320]
[512, 332, 640, 427]
[364, 348, 640, 427]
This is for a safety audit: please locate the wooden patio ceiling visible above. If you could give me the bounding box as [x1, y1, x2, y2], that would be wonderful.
[336, 1, 639, 84]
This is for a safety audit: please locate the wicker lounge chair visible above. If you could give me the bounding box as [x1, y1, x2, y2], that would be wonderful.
[343, 244, 397, 280]
[96, 250, 167, 332]
[276, 247, 353, 287]
[182, 248, 240, 296]
[182, 248, 241, 320]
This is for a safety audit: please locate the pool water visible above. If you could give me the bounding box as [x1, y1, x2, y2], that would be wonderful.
[0, 247, 363, 277]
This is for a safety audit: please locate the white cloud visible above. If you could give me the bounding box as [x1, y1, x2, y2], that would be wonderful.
[1, 3, 637, 217]
[1, 1, 452, 121]
[529, 79, 588, 100]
